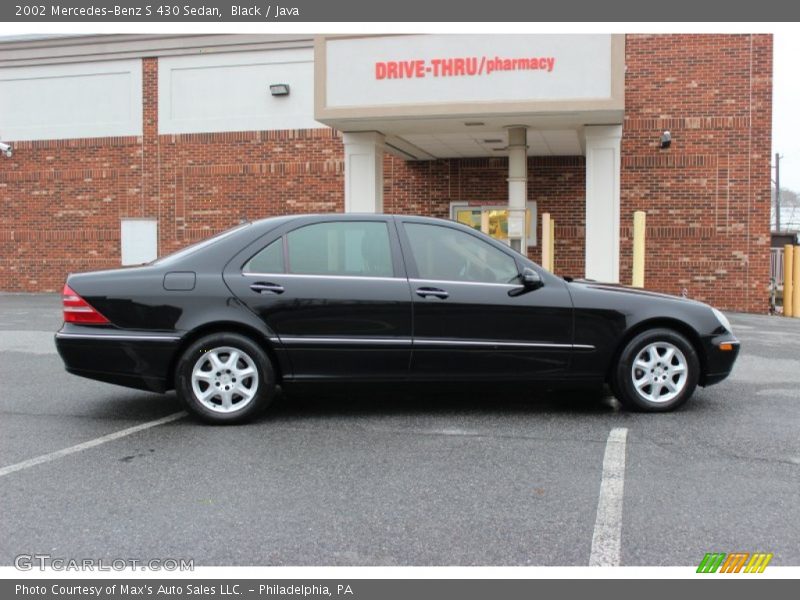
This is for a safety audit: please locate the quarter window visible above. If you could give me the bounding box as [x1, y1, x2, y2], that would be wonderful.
[286, 221, 394, 278]
[404, 223, 519, 284]
[243, 238, 284, 273]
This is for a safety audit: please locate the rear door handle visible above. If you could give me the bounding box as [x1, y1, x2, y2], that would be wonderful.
[250, 282, 285, 295]
[416, 287, 449, 299]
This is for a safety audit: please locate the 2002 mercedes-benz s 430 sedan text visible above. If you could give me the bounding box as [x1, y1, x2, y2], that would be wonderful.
[55, 214, 740, 423]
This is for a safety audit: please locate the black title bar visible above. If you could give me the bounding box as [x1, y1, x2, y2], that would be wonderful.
[5, 579, 800, 600]
[1, 0, 800, 22]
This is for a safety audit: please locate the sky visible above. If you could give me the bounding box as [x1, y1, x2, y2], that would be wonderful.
[773, 33, 800, 193]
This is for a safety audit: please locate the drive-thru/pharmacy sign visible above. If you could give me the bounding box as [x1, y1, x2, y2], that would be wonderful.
[316, 34, 624, 117]
[375, 55, 557, 79]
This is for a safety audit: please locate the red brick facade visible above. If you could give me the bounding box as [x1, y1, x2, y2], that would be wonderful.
[620, 34, 772, 313]
[0, 35, 772, 312]
[383, 156, 587, 277]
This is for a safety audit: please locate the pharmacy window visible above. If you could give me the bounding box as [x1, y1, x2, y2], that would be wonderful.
[449, 202, 537, 247]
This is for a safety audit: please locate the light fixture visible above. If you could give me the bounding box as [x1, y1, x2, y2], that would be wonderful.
[269, 83, 290, 97]
[660, 131, 672, 149]
[464, 121, 485, 127]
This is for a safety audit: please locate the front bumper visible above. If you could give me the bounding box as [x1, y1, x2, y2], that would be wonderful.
[55, 325, 181, 393]
[700, 334, 740, 386]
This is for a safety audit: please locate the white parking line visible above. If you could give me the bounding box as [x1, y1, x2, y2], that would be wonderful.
[0, 411, 187, 478]
[589, 427, 629, 566]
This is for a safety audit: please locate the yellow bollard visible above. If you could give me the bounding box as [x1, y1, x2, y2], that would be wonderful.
[549, 218, 555, 272]
[541, 213, 552, 272]
[784, 244, 794, 317]
[632, 211, 646, 288]
[794, 246, 800, 318]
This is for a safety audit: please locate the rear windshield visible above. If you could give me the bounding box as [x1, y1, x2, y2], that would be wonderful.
[151, 223, 251, 266]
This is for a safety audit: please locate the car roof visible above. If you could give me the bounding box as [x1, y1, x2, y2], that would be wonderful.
[250, 213, 453, 227]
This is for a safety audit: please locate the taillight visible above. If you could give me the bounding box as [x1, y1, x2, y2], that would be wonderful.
[62, 284, 110, 325]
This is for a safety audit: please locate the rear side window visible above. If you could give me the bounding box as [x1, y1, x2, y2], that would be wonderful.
[244, 238, 284, 273]
[286, 221, 393, 277]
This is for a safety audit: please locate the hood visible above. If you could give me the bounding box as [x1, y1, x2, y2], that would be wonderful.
[566, 278, 707, 306]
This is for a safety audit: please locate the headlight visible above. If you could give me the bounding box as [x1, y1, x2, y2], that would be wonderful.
[711, 307, 732, 332]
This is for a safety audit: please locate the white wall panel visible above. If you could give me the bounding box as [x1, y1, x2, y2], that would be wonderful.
[121, 219, 158, 266]
[159, 48, 320, 134]
[0, 59, 142, 141]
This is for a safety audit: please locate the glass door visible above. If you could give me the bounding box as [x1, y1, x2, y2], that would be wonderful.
[452, 203, 537, 246]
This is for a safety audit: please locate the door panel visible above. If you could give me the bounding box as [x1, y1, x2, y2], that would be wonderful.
[224, 219, 412, 381]
[409, 278, 573, 379]
[235, 274, 412, 380]
[399, 221, 574, 380]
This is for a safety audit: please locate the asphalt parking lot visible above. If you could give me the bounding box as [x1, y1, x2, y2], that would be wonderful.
[1, 294, 799, 566]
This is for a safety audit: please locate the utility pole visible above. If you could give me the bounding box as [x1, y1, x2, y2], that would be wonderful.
[775, 152, 782, 232]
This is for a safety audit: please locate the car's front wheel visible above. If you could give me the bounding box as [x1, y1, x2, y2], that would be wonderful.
[611, 328, 699, 412]
[175, 332, 275, 424]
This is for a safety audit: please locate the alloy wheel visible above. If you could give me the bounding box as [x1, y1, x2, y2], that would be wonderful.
[190, 346, 259, 413]
[630, 341, 689, 404]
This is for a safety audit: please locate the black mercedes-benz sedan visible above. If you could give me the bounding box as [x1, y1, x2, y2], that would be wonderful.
[55, 214, 739, 423]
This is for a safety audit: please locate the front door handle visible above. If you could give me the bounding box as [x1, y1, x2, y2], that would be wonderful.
[416, 287, 449, 299]
[250, 282, 285, 295]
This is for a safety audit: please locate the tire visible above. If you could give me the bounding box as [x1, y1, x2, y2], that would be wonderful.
[174, 332, 275, 424]
[611, 328, 700, 412]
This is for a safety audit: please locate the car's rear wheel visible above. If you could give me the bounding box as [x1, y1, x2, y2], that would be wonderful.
[611, 328, 699, 412]
[175, 332, 275, 424]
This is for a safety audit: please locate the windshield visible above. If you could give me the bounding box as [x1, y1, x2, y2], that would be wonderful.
[151, 223, 251, 266]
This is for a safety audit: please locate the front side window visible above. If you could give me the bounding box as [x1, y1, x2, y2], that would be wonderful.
[403, 223, 519, 284]
[286, 221, 394, 278]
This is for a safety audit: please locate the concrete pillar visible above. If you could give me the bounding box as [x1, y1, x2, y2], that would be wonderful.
[507, 127, 528, 253]
[342, 131, 384, 213]
[480, 210, 490, 235]
[584, 125, 623, 282]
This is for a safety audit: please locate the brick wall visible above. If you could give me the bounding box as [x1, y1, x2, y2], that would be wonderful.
[383, 155, 586, 277]
[621, 34, 772, 312]
[0, 35, 772, 313]
[0, 58, 345, 292]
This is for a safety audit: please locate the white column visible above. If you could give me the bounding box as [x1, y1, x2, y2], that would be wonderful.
[584, 125, 623, 283]
[342, 131, 384, 213]
[507, 126, 528, 253]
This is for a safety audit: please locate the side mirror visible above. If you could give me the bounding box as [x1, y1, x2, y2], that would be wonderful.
[521, 267, 543, 290]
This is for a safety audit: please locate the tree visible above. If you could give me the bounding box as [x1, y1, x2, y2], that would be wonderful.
[772, 187, 800, 231]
